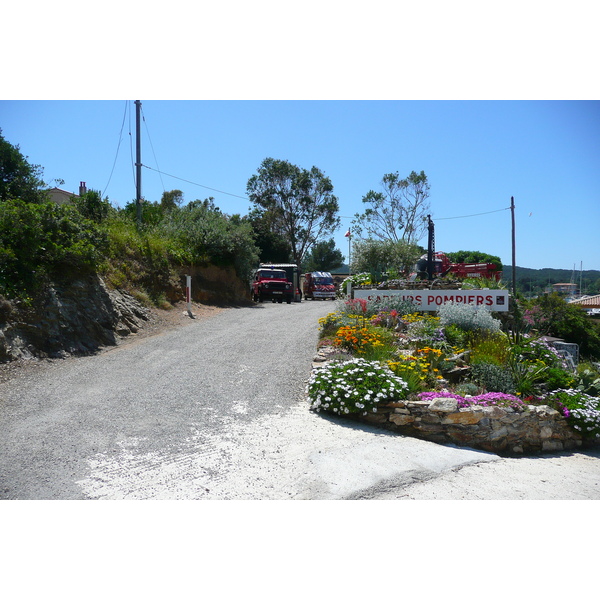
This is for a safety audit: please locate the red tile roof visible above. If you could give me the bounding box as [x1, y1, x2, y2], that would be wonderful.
[569, 295, 600, 308]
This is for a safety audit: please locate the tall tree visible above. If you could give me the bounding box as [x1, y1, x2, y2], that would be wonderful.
[246, 208, 291, 263]
[353, 170, 430, 244]
[0, 129, 48, 203]
[246, 158, 340, 267]
[302, 238, 344, 273]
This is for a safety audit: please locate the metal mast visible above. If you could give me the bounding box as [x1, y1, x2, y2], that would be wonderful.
[135, 100, 142, 224]
[511, 196, 516, 297]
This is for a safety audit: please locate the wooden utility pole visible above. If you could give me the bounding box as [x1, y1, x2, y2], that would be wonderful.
[511, 196, 516, 297]
[135, 100, 142, 225]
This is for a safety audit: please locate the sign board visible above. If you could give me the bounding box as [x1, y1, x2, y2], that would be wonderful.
[353, 289, 509, 312]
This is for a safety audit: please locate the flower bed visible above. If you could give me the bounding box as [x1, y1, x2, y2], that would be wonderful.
[308, 297, 600, 455]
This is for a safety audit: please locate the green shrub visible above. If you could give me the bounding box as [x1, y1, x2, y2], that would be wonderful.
[575, 363, 600, 396]
[443, 323, 467, 348]
[469, 331, 510, 366]
[471, 362, 516, 394]
[543, 367, 576, 391]
[0, 199, 106, 298]
[454, 382, 480, 396]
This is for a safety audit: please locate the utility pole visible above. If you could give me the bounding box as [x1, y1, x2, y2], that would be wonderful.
[135, 100, 142, 225]
[426, 214, 435, 281]
[511, 196, 516, 297]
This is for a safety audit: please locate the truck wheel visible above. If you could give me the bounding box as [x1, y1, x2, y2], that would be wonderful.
[286, 298, 291, 304]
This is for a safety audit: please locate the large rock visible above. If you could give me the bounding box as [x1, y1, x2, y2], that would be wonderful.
[0, 275, 150, 361]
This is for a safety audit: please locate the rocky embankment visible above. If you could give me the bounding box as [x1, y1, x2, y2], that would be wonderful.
[0, 275, 151, 362]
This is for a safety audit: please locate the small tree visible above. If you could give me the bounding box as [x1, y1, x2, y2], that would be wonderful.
[74, 189, 112, 223]
[353, 170, 430, 245]
[446, 250, 502, 272]
[351, 238, 422, 279]
[160, 189, 184, 212]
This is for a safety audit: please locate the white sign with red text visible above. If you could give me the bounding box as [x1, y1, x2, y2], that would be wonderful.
[353, 289, 509, 311]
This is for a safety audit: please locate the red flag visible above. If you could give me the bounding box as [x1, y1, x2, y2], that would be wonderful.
[344, 230, 351, 237]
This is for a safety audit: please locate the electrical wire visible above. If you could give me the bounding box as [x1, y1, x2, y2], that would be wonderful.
[341, 206, 511, 223]
[102, 101, 128, 198]
[128, 103, 137, 195]
[141, 164, 250, 200]
[435, 206, 511, 220]
[140, 106, 165, 194]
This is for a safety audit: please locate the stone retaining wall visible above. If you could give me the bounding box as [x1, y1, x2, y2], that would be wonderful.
[352, 396, 584, 455]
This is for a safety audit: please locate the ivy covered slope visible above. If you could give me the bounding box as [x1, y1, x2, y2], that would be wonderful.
[309, 296, 600, 443]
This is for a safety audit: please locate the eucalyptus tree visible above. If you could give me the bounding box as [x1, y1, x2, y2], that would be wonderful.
[353, 170, 430, 245]
[246, 158, 340, 267]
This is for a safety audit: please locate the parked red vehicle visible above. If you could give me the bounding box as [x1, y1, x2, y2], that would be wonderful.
[252, 267, 293, 303]
[302, 271, 337, 300]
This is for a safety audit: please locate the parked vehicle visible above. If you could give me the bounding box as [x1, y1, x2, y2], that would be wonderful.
[302, 271, 337, 300]
[414, 252, 502, 281]
[251, 266, 294, 304]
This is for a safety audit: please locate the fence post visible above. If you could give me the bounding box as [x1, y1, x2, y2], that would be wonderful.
[186, 275, 194, 318]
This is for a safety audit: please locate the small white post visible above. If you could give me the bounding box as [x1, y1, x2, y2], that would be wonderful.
[186, 275, 194, 318]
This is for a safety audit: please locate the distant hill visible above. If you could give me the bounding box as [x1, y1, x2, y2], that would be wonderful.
[503, 266, 600, 295]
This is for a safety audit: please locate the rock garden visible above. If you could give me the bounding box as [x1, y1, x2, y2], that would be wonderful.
[307, 291, 600, 455]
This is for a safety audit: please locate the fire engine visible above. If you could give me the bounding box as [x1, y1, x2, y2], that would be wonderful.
[414, 252, 502, 281]
[302, 272, 337, 300]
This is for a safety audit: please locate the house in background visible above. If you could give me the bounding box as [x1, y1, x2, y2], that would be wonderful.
[47, 182, 87, 205]
[552, 282, 577, 295]
[569, 294, 600, 315]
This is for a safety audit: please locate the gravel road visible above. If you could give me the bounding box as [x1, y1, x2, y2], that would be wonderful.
[1, 299, 599, 500]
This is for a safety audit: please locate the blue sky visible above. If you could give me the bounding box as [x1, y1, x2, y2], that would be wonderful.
[1, 100, 598, 271]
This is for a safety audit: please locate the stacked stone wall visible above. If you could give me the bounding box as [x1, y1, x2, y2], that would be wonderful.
[347, 396, 584, 455]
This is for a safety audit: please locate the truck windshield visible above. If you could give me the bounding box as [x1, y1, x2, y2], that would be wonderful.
[259, 270, 287, 280]
[315, 277, 334, 285]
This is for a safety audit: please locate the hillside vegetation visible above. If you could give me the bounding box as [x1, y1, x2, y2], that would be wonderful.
[504, 266, 600, 297]
[0, 191, 259, 310]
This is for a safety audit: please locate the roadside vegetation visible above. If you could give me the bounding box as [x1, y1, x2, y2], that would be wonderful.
[0, 129, 264, 309]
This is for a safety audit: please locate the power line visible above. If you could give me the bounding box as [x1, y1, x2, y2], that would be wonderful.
[102, 101, 128, 198]
[140, 106, 165, 194]
[128, 102, 137, 195]
[435, 206, 511, 220]
[142, 164, 250, 200]
[341, 206, 510, 221]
